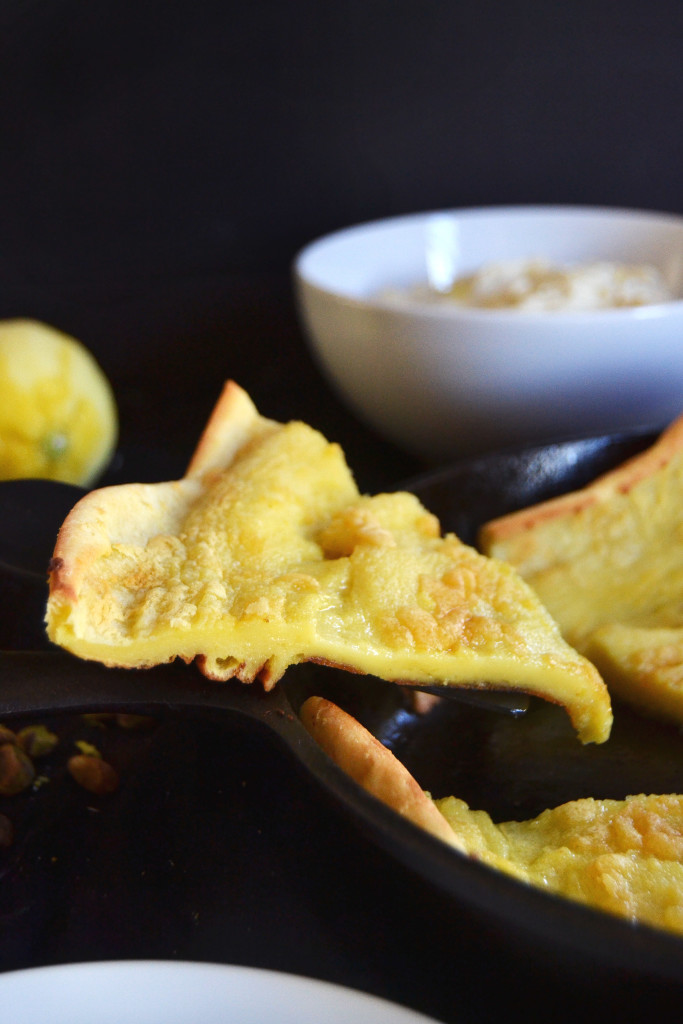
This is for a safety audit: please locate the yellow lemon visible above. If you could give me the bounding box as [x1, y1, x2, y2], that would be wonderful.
[0, 319, 118, 486]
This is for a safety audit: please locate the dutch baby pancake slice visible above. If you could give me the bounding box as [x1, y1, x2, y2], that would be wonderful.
[46, 381, 611, 744]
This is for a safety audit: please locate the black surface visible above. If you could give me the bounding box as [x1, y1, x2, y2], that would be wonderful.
[2, 1, 683, 289]
[2, 707, 683, 1024]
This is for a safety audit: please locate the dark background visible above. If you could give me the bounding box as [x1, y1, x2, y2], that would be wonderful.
[1, 0, 682, 482]
[2, 4, 683, 1018]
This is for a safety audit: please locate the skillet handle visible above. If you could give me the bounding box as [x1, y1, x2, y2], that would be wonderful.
[0, 650, 300, 741]
[0, 651, 368, 821]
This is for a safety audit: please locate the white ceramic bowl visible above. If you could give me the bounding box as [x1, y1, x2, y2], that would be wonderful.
[293, 205, 683, 463]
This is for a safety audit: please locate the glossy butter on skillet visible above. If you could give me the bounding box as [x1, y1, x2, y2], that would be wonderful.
[300, 693, 683, 936]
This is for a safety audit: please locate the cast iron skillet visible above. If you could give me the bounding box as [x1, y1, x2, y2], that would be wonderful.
[3, 427, 683, 982]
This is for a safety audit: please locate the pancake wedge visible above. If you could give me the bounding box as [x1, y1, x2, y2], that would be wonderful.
[480, 415, 683, 725]
[300, 696, 462, 848]
[301, 697, 683, 936]
[46, 381, 611, 743]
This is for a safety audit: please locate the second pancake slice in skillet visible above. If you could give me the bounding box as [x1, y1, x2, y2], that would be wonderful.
[480, 413, 683, 726]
